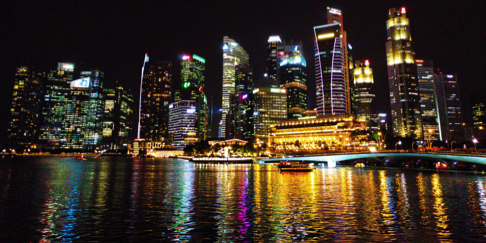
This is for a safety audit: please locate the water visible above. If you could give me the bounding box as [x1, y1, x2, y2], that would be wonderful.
[2, 156, 486, 242]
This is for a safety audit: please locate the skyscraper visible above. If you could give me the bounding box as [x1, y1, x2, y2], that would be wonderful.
[220, 36, 249, 138]
[435, 73, 464, 142]
[386, 7, 423, 139]
[326, 7, 352, 115]
[279, 46, 308, 118]
[7, 67, 43, 151]
[231, 64, 254, 140]
[254, 86, 287, 144]
[353, 60, 375, 123]
[38, 63, 74, 150]
[416, 60, 440, 141]
[102, 83, 134, 150]
[140, 60, 172, 143]
[168, 100, 198, 149]
[266, 35, 281, 85]
[314, 23, 346, 115]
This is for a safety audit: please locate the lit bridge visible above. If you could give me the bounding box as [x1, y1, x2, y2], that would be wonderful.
[261, 152, 486, 168]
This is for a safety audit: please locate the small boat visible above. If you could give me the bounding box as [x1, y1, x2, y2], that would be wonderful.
[277, 161, 315, 172]
[58, 154, 66, 158]
[75, 155, 87, 160]
[95, 155, 102, 159]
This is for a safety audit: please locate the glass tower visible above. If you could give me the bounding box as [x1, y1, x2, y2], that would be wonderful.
[7, 67, 43, 151]
[386, 7, 423, 139]
[416, 60, 440, 141]
[140, 60, 172, 143]
[279, 47, 307, 118]
[353, 60, 375, 123]
[434, 73, 464, 142]
[220, 36, 249, 138]
[168, 100, 198, 149]
[314, 23, 346, 115]
[254, 87, 287, 144]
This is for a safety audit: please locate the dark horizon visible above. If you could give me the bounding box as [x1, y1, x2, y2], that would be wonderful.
[1, 0, 485, 144]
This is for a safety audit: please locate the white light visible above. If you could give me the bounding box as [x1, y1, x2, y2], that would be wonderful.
[187, 108, 196, 114]
[268, 36, 282, 43]
[329, 8, 342, 15]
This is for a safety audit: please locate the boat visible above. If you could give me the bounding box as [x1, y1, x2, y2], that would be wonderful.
[277, 161, 315, 172]
[95, 154, 102, 159]
[75, 155, 87, 160]
[58, 154, 66, 158]
[190, 157, 254, 163]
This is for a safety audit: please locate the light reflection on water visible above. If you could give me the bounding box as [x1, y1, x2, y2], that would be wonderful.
[2, 157, 486, 241]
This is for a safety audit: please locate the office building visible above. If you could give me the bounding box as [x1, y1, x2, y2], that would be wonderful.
[254, 87, 287, 144]
[386, 7, 423, 139]
[38, 63, 75, 149]
[230, 64, 254, 140]
[314, 22, 346, 115]
[140, 61, 172, 143]
[220, 36, 249, 138]
[472, 103, 486, 140]
[416, 60, 440, 141]
[279, 44, 308, 119]
[266, 35, 282, 85]
[7, 67, 43, 151]
[435, 73, 464, 142]
[168, 100, 198, 149]
[353, 60, 375, 124]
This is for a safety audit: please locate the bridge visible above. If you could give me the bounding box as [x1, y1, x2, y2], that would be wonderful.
[261, 152, 486, 168]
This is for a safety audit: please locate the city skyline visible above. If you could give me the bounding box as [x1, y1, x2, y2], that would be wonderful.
[1, 1, 485, 143]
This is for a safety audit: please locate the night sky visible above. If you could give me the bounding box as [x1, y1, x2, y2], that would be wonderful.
[1, 1, 485, 143]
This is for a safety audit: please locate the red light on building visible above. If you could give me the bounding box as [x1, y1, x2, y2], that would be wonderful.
[401, 7, 406, 14]
[416, 60, 423, 63]
[278, 51, 285, 56]
[365, 60, 370, 65]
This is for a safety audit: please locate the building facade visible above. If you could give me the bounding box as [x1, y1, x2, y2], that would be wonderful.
[435, 73, 464, 142]
[270, 115, 368, 152]
[221, 36, 249, 138]
[279, 45, 308, 119]
[314, 23, 346, 115]
[416, 60, 440, 141]
[7, 67, 43, 150]
[140, 61, 172, 143]
[353, 60, 375, 125]
[386, 7, 423, 139]
[254, 87, 287, 144]
[168, 100, 198, 149]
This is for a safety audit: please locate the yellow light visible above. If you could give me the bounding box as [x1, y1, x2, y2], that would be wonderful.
[318, 33, 335, 40]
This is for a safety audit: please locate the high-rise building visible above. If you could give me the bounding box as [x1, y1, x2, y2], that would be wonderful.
[279, 47, 308, 118]
[353, 60, 375, 124]
[267, 35, 282, 85]
[7, 67, 43, 151]
[386, 7, 423, 139]
[416, 60, 440, 141]
[435, 73, 464, 142]
[326, 7, 352, 115]
[254, 86, 287, 144]
[168, 100, 198, 149]
[38, 62, 75, 150]
[231, 64, 254, 140]
[472, 103, 486, 140]
[314, 23, 346, 115]
[140, 61, 172, 143]
[220, 36, 249, 138]
[102, 83, 135, 150]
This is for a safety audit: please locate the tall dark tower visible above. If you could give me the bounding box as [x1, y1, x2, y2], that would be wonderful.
[140, 60, 172, 142]
[266, 36, 281, 85]
[386, 7, 423, 139]
[314, 23, 346, 115]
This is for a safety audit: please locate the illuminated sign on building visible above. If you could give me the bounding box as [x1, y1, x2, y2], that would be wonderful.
[186, 108, 196, 114]
[268, 36, 282, 43]
[447, 75, 454, 78]
[192, 54, 206, 64]
[318, 33, 335, 40]
[71, 77, 90, 88]
[59, 63, 74, 71]
[328, 8, 342, 15]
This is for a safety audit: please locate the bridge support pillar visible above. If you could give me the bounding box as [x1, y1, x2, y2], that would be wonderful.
[327, 159, 336, 168]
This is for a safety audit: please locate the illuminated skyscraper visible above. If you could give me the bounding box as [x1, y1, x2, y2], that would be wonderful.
[254, 86, 287, 144]
[168, 100, 198, 149]
[140, 60, 172, 143]
[416, 60, 440, 140]
[38, 63, 74, 149]
[353, 60, 375, 123]
[386, 7, 423, 139]
[102, 83, 134, 150]
[7, 67, 43, 150]
[314, 23, 346, 115]
[326, 7, 352, 115]
[229, 64, 254, 140]
[435, 73, 464, 142]
[220, 36, 249, 138]
[266, 35, 282, 85]
[279, 46, 308, 118]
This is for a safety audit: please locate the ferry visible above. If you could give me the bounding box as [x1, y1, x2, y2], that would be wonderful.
[277, 161, 315, 172]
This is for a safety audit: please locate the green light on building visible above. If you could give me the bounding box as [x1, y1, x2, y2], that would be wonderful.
[192, 54, 205, 64]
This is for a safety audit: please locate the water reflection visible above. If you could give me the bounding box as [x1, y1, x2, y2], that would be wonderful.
[3, 157, 486, 241]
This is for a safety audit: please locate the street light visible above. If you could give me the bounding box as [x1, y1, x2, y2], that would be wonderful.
[473, 138, 478, 150]
[395, 141, 402, 150]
